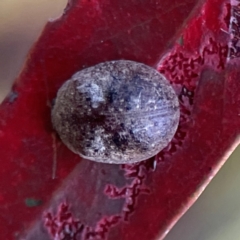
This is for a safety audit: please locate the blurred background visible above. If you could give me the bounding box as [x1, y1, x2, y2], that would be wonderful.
[0, 0, 67, 102]
[0, 1, 240, 239]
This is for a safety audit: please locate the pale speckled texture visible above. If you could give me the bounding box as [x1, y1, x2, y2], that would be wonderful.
[52, 60, 180, 164]
[0, 0, 67, 103]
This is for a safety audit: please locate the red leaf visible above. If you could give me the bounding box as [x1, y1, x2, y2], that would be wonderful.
[0, 0, 239, 239]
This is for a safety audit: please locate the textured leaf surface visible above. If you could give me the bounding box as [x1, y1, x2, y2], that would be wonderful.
[0, 0, 239, 239]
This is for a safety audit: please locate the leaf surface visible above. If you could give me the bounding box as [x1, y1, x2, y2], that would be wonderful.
[0, 0, 239, 239]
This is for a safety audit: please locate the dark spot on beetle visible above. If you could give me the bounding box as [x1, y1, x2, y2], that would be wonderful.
[129, 129, 133, 135]
[107, 91, 116, 104]
[112, 132, 128, 149]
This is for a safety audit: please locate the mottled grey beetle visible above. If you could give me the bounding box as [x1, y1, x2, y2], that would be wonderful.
[52, 60, 180, 164]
